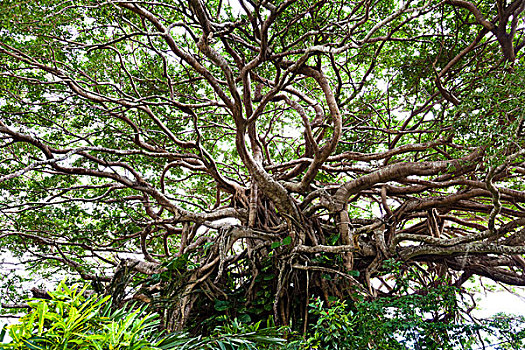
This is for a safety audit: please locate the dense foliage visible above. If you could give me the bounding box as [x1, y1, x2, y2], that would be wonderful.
[1, 0, 525, 345]
[0, 281, 286, 349]
[3, 280, 525, 349]
[2, 281, 180, 349]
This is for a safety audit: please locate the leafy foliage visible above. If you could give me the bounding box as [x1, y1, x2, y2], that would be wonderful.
[1, 281, 177, 350]
[286, 294, 525, 350]
[162, 318, 285, 350]
[1, 0, 525, 344]
[1, 281, 286, 350]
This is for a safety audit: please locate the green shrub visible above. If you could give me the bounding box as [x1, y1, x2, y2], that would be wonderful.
[5, 280, 523, 350]
[285, 294, 525, 350]
[164, 318, 286, 349]
[0, 281, 286, 350]
[1, 280, 177, 350]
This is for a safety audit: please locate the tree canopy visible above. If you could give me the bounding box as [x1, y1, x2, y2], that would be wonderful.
[1, 0, 525, 334]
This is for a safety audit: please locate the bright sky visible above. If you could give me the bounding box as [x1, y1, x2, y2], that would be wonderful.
[474, 288, 525, 318]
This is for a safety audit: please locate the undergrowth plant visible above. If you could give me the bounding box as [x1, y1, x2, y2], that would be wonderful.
[0, 280, 177, 350]
[0, 281, 285, 350]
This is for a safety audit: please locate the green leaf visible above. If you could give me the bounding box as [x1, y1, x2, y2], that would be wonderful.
[0, 325, 6, 342]
[263, 274, 275, 281]
[238, 314, 252, 323]
[270, 241, 282, 249]
[21, 337, 49, 350]
[36, 302, 47, 336]
[214, 300, 231, 312]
